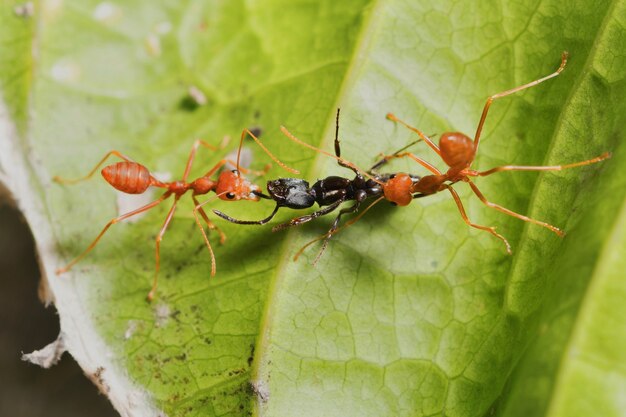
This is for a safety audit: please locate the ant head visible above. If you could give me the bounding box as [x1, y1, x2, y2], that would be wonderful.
[267, 178, 315, 209]
[215, 169, 260, 201]
[383, 173, 413, 206]
[440, 132, 474, 169]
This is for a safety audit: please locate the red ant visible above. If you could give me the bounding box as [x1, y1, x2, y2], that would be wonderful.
[279, 53, 610, 259]
[54, 130, 298, 301]
[382, 51, 610, 252]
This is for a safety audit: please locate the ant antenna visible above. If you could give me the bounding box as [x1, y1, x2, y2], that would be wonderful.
[241, 128, 300, 176]
[280, 126, 382, 186]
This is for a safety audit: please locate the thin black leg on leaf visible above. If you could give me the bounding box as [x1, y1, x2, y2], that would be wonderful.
[272, 199, 345, 232]
[313, 202, 361, 264]
[213, 204, 282, 225]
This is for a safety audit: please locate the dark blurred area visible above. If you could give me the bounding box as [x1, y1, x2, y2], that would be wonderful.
[0, 202, 117, 417]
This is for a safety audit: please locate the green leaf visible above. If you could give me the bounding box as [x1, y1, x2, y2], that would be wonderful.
[1, 1, 625, 416]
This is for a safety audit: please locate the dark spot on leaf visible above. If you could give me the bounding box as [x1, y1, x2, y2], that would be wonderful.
[194, 244, 205, 255]
[247, 344, 255, 367]
[248, 126, 262, 138]
[179, 96, 200, 112]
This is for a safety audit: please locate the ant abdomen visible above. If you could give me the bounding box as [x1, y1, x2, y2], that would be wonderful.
[101, 162, 151, 194]
[439, 132, 474, 168]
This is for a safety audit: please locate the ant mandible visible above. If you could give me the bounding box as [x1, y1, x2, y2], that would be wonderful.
[54, 129, 298, 301]
[385, 51, 611, 252]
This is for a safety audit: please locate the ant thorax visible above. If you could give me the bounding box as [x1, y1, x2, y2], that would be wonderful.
[191, 177, 216, 195]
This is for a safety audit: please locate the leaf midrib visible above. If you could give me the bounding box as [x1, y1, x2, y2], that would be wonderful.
[249, 0, 387, 414]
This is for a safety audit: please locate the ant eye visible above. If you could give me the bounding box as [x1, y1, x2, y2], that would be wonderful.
[226, 192, 236, 199]
[231, 169, 239, 175]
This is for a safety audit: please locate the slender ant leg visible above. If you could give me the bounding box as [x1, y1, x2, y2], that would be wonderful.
[272, 199, 345, 232]
[181, 139, 219, 181]
[385, 52, 610, 252]
[53, 150, 134, 184]
[311, 202, 361, 265]
[293, 196, 385, 261]
[192, 195, 227, 244]
[56, 191, 173, 274]
[442, 184, 511, 253]
[472, 152, 611, 176]
[369, 139, 424, 172]
[148, 195, 180, 301]
[213, 205, 281, 225]
[192, 191, 229, 277]
[472, 52, 569, 153]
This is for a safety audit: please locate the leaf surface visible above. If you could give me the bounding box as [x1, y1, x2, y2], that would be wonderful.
[1, 1, 625, 416]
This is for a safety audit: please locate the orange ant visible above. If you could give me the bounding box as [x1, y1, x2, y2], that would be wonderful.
[277, 53, 610, 260]
[383, 51, 610, 252]
[54, 130, 298, 301]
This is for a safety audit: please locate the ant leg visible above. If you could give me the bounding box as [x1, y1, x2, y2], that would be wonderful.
[473, 52, 568, 152]
[53, 151, 134, 184]
[294, 196, 385, 261]
[473, 152, 611, 176]
[385, 113, 442, 156]
[443, 184, 512, 254]
[192, 196, 227, 244]
[272, 199, 344, 232]
[200, 158, 269, 178]
[213, 204, 282, 225]
[241, 128, 299, 174]
[311, 202, 360, 264]
[200, 159, 236, 178]
[380, 152, 443, 176]
[466, 180, 564, 237]
[192, 191, 230, 278]
[241, 163, 272, 177]
[181, 140, 220, 181]
[148, 195, 181, 302]
[56, 191, 172, 275]
[369, 139, 423, 172]
[191, 128, 299, 183]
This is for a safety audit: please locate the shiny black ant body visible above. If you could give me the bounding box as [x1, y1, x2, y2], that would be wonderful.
[213, 109, 422, 262]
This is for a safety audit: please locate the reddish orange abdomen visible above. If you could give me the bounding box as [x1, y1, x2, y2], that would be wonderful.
[440, 132, 474, 169]
[101, 162, 151, 194]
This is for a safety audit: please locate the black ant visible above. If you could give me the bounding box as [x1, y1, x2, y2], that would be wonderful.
[216, 53, 611, 261]
[213, 108, 423, 263]
[54, 129, 297, 301]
